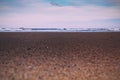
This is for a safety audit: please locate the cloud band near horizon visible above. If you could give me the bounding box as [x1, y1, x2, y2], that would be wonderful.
[0, 0, 120, 28]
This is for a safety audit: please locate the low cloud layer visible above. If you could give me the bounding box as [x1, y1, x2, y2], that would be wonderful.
[0, 0, 120, 28]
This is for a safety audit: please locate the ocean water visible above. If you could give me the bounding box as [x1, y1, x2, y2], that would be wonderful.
[0, 28, 120, 32]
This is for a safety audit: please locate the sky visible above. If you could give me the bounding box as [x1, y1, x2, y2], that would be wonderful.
[0, 0, 120, 28]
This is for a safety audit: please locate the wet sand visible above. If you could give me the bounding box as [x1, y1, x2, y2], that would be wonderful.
[0, 32, 120, 80]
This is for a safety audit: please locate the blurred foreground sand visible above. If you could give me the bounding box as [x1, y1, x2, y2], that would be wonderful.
[0, 32, 120, 80]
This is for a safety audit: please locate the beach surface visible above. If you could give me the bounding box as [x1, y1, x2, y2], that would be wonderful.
[0, 32, 120, 80]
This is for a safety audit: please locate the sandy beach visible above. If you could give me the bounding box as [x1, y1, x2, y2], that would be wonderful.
[0, 32, 120, 80]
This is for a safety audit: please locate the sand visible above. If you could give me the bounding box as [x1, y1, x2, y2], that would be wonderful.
[0, 32, 120, 80]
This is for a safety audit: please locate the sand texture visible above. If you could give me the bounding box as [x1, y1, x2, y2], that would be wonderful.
[0, 32, 120, 80]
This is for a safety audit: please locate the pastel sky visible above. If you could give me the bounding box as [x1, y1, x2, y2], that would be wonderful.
[0, 0, 120, 28]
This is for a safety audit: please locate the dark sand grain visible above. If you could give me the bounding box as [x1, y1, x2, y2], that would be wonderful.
[0, 32, 120, 80]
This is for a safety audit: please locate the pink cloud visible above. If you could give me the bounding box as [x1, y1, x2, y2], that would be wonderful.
[0, 3, 120, 28]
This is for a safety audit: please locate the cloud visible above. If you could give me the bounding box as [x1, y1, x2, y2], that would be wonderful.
[0, 0, 120, 28]
[108, 0, 120, 5]
[0, 4, 120, 28]
[1, 0, 119, 7]
[46, 0, 120, 6]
